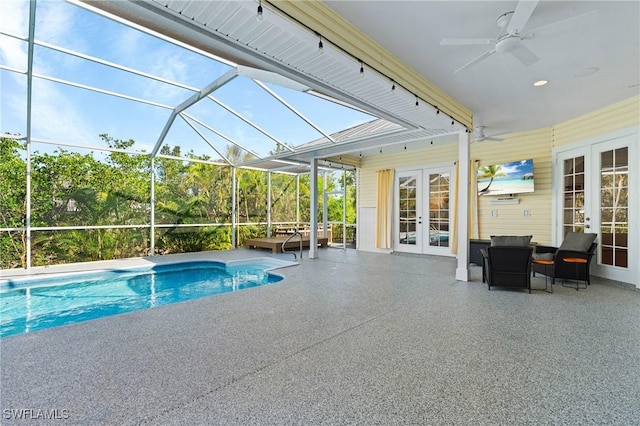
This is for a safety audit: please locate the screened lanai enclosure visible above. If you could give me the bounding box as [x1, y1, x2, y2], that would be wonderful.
[0, 0, 363, 268]
[1, 0, 469, 270]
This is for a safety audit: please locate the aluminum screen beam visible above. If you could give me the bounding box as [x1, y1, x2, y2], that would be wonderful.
[151, 69, 238, 157]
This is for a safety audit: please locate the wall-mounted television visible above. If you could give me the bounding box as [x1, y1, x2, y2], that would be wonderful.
[477, 158, 534, 196]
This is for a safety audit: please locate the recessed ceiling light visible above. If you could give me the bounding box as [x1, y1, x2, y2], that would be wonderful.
[533, 80, 548, 87]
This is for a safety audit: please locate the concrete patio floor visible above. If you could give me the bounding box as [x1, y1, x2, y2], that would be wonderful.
[1, 248, 639, 425]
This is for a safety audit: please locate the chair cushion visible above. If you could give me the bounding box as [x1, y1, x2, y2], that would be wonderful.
[490, 235, 532, 247]
[559, 232, 597, 252]
[533, 252, 555, 261]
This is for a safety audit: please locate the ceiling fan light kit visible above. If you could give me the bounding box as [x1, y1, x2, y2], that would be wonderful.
[494, 36, 521, 54]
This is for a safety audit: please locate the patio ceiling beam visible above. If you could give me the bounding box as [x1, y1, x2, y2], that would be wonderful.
[252, 79, 336, 144]
[151, 69, 238, 157]
[277, 128, 424, 160]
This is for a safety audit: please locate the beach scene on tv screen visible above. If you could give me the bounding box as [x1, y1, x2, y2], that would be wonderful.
[477, 158, 534, 196]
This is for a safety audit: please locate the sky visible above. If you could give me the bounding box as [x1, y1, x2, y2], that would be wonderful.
[0, 0, 374, 161]
[478, 158, 534, 180]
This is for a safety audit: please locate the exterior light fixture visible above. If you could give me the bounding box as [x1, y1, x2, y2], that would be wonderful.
[533, 80, 548, 87]
[257, 0, 263, 21]
[318, 35, 324, 54]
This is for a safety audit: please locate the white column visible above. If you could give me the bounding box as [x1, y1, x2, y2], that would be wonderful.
[150, 157, 155, 255]
[232, 167, 237, 249]
[267, 171, 272, 238]
[456, 130, 471, 281]
[322, 172, 328, 237]
[309, 158, 319, 259]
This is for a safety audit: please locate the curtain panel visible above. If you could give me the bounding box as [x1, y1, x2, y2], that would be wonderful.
[375, 169, 394, 249]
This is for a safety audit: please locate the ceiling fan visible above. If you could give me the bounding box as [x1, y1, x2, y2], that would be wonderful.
[471, 126, 508, 143]
[441, 0, 596, 73]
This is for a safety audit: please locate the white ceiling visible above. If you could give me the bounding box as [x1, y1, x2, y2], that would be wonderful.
[325, 0, 640, 136]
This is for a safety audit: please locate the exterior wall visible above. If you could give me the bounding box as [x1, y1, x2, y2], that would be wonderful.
[553, 97, 640, 147]
[358, 96, 640, 252]
[357, 141, 457, 252]
[473, 128, 553, 245]
[359, 142, 458, 209]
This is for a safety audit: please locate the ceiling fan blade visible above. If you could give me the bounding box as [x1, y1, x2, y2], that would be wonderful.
[509, 44, 539, 66]
[524, 10, 599, 40]
[472, 135, 504, 143]
[440, 38, 493, 46]
[507, 0, 540, 34]
[454, 49, 496, 73]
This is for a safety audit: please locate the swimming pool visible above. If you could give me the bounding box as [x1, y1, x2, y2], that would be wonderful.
[0, 258, 293, 338]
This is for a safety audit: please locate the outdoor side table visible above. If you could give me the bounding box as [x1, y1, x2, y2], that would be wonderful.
[562, 257, 588, 291]
[532, 259, 554, 293]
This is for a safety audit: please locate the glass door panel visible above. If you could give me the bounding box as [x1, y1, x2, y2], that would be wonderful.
[599, 147, 628, 268]
[395, 166, 454, 256]
[396, 171, 421, 252]
[562, 156, 587, 235]
[556, 134, 635, 285]
[428, 172, 450, 248]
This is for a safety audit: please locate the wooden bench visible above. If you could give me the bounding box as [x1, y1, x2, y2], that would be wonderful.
[245, 236, 329, 253]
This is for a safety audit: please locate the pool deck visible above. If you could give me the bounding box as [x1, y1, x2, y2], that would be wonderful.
[1, 249, 639, 425]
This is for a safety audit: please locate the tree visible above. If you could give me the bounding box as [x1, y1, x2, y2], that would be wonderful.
[478, 165, 507, 194]
[0, 136, 27, 268]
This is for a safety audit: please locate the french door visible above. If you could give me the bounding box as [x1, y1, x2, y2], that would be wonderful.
[555, 133, 636, 285]
[395, 165, 453, 255]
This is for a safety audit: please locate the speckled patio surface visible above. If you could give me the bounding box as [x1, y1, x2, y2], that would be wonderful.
[1, 249, 639, 425]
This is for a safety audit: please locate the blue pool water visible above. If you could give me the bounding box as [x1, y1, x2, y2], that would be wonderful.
[0, 259, 288, 338]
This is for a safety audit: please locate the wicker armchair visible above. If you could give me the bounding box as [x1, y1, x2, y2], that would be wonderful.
[532, 242, 597, 286]
[531, 232, 597, 286]
[481, 246, 534, 293]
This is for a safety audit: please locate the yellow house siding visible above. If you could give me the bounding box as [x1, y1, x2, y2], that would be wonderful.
[553, 96, 640, 146]
[357, 98, 639, 252]
[473, 128, 554, 245]
[359, 143, 458, 208]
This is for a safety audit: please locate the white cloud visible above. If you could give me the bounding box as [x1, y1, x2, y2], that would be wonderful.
[1, 2, 102, 146]
[30, 79, 94, 143]
[35, 1, 78, 47]
[0, 2, 28, 69]
[0, 1, 27, 34]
